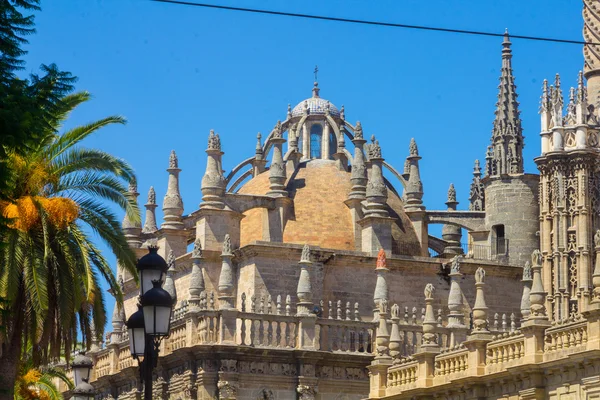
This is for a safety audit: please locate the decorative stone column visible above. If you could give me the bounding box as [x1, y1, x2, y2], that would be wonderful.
[188, 239, 205, 311]
[122, 180, 142, 249]
[286, 124, 302, 171]
[359, 136, 394, 256]
[218, 235, 238, 345]
[201, 130, 226, 209]
[521, 261, 533, 320]
[348, 121, 367, 200]
[218, 234, 235, 310]
[162, 150, 184, 229]
[373, 249, 389, 322]
[345, 121, 367, 251]
[122, 180, 142, 281]
[447, 255, 467, 346]
[389, 303, 401, 363]
[442, 184, 462, 256]
[404, 138, 429, 256]
[197, 130, 244, 252]
[471, 267, 489, 333]
[521, 250, 550, 363]
[267, 121, 287, 197]
[252, 132, 267, 176]
[296, 244, 317, 350]
[375, 299, 391, 359]
[332, 123, 348, 171]
[142, 186, 158, 234]
[163, 250, 178, 306]
[421, 284, 438, 349]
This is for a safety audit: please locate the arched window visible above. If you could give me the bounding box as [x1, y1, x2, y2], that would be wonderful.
[310, 124, 322, 159]
[329, 131, 337, 158]
[297, 132, 303, 156]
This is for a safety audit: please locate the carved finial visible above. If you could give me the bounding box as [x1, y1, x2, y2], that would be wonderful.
[147, 186, 156, 205]
[287, 103, 292, 119]
[222, 234, 232, 255]
[376, 248, 387, 270]
[207, 129, 221, 151]
[367, 135, 382, 159]
[532, 249, 542, 267]
[541, 79, 551, 113]
[447, 183, 456, 203]
[409, 138, 418, 156]
[475, 267, 486, 284]
[424, 283, 435, 300]
[523, 261, 532, 280]
[169, 150, 178, 168]
[256, 132, 262, 154]
[167, 250, 176, 271]
[595, 230, 600, 248]
[391, 303, 400, 319]
[340, 105, 345, 120]
[128, 179, 138, 193]
[450, 255, 461, 274]
[378, 298, 389, 314]
[192, 239, 203, 259]
[577, 71, 587, 103]
[354, 121, 363, 139]
[272, 120, 283, 139]
[301, 244, 310, 263]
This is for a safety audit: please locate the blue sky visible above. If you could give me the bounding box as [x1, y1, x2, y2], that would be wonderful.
[22, 0, 584, 334]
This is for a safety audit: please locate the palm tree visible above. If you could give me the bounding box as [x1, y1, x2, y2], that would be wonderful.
[14, 345, 73, 400]
[0, 91, 140, 398]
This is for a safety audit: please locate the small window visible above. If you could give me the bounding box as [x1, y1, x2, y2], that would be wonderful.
[329, 131, 337, 158]
[310, 124, 322, 159]
[297, 133, 303, 155]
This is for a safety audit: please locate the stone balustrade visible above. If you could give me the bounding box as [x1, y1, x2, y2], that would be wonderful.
[433, 346, 469, 382]
[318, 319, 375, 353]
[238, 312, 298, 347]
[544, 316, 588, 360]
[485, 331, 525, 373]
[386, 358, 419, 394]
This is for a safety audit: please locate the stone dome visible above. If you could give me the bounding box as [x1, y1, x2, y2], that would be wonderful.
[290, 82, 340, 118]
[237, 160, 421, 255]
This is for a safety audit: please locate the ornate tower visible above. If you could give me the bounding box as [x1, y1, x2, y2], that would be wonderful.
[482, 32, 539, 266]
[536, 67, 600, 319]
[584, 0, 600, 107]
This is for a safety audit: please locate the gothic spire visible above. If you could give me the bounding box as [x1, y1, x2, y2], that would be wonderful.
[142, 186, 158, 234]
[162, 150, 184, 229]
[490, 31, 524, 176]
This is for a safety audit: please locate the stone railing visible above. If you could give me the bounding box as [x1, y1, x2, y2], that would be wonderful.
[117, 343, 135, 371]
[238, 312, 298, 348]
[544, 317, 588, 361]
[386, 358, 419, 394]
[165, 319, 188, 352]
[317, 319, 375, 353]
[433, 346, 469, 383]
[94, 350, 112, 379]
[486, 331, 525, 373]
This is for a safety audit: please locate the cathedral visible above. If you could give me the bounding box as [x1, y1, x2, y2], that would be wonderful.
[60, 1, 600, 399]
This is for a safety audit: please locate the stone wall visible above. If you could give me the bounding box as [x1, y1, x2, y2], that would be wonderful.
[484, 173, 540, 266]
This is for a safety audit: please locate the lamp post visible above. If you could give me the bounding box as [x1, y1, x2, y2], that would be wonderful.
[72, 353, 93, 387]
[71, 379, 96, 400]
[71, 352, 96, 400]
[126, 246, 173, 400]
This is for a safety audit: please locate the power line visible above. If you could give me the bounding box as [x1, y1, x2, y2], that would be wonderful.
[150, 0, 599, 46]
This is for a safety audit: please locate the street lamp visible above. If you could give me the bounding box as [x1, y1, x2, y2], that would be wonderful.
[137, 246, 168, 295]
[126, 246, 173, 400]
[71, 379, 95, 400]
[126, 305, 146, 358]
[72, 353, 93, 387]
